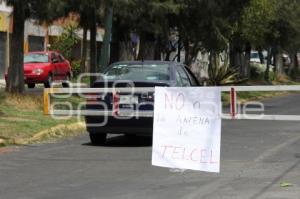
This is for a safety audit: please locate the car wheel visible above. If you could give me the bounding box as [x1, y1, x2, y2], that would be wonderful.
[89, 132, 107, 145]
[44, 73, 53, 88]
[62, 74, 70, 88]
[27, 83, 35, 89]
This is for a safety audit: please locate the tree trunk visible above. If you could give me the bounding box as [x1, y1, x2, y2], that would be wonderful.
[6, 2, 25, 93]
[80, 27, 88, 73]
[110, 21, 134, 63]
[110, 39, 133, 62]
[110, 36, 133, 62]
[165, 50, 171, 61]
[154, 36, 162, 60]
[264, 47, 272, 81]
[110, 27, 120, 64]
[89, 10, 97, 87]
[99, 6, 113, 71]
[231, 47, 242, 70]
[184, 40, 191, 65]
[177, 37, 181, 63]
[274, 51, 283, 75]
[138, 32, 155, 60]
[295, 53, 299, 75]
[184, 43, 200, 67]
[234, 51, 243, 75]
[229, 40, 242, 70]
[119, 41, 134, 61]
[243, 42, 251, 78]
[258, 48, 265, 64]
[288, 52, 297, 77]
[229, 42, 235, 68]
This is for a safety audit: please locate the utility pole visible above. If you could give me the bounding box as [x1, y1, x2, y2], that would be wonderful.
[99, 6, 113, 72]
[24, 20, 29, 53]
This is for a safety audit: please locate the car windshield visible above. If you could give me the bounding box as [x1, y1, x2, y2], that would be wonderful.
[104, 63, 170, 81]
[24, 53, 49, 63]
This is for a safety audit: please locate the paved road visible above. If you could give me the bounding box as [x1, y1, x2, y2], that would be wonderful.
[1, 94, 300, 199]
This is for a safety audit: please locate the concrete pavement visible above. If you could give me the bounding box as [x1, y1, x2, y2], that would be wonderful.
[0, 79, 5, 88]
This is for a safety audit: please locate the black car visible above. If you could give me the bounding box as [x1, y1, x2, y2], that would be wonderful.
[85, 61, 200, 145]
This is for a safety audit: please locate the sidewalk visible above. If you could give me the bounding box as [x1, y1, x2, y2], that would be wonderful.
[0, 79, 5, 88]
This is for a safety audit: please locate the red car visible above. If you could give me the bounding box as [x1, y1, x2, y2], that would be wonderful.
[5, 51, 72, 88]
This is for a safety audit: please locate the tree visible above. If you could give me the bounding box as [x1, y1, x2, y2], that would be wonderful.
[235, 0, 277, 78]
[50, 24, 80, 60]
[240, 0, 300, 80]
[260, 0, 300, 79]
[111, 0, 180, 61]
[277, 0, 300, 76]
[5, 0, 66, 93]
[30, 0, 67, 49]
[5, 0, 28, 93]
[66, 0, 103, 74]
[177, 0, 250, 68]
[66, 0, 102, 86]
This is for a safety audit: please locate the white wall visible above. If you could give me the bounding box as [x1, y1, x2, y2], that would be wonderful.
[0, 1, 12, 13]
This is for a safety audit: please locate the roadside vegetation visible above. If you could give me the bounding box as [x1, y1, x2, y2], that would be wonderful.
[0, 89, 85, 147]
[222, 91, 291, 106]
[222, 74, 300, 104]
[4, 0, 300, 93]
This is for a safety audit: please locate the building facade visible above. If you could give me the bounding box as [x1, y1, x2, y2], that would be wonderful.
[0, 1, 11, 79]
[0, 2, 103, 79]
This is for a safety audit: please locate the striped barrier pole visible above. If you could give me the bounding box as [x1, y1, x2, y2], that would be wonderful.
[230, 87, 237, 119]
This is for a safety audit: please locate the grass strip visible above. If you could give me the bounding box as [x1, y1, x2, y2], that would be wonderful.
[0, 89, 85, 147]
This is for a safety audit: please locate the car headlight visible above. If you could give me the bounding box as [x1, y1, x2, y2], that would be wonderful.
[32, 68, 44, 75]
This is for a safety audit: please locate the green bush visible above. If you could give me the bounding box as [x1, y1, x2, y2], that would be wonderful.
[208, 54, 247, 86]
[71, 60, 81, 78]
[269, 70, 275, 81]
[250, 63, 275, 81]
[250, 64, 261, 80]
[50, 25, 80, 60]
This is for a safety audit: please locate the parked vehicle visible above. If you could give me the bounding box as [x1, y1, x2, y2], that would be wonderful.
[250, 51, 261, 63]
[5, 51, 71, 88]
[282, 54, 291, 71]
[85, 61, 200, 145]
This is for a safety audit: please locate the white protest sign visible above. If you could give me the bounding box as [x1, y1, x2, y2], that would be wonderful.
[152, 87, 221, 173]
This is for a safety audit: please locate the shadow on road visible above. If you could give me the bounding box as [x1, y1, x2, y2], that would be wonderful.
[82, 135, 153, 147]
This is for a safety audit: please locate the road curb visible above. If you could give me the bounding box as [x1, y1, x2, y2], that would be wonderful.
[29, 122, 86, 143]
[0, 122, 86, 146]
[0, 138, 6, 146]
